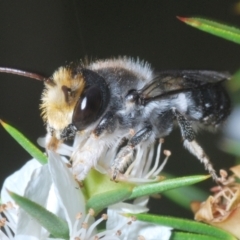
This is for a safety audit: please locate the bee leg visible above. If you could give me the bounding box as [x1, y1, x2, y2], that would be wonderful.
[93, 111, 117, 136]
[111, 125, 152, 180]
[128, 126, 152, 146]
[172, 108, 218, 181]
[111, 145, 135, 180]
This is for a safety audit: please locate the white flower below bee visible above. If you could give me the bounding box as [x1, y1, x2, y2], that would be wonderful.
[107, 201, 172, 240]
[0, 155, 112, 240]
[1, 150, 172, 240]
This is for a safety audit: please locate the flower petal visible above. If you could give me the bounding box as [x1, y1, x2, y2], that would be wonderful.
[211, 206, 240, 239]
[138, 225, 172, 240]
[14, 235, 41, 240]
[47, 151, 85, 233]
[0, 231, 10, 240]
[1, 159, 41, 204]
[109, 202, 149, 214]
[107, 202, 172, 240]
[193, 166, 240, 239]
[16, 164, 52, 237]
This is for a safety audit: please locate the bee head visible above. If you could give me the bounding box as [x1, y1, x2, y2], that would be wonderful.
[41, 64, 109, 149]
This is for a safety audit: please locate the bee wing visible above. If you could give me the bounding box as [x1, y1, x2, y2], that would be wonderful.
[139, 70, 230, 101]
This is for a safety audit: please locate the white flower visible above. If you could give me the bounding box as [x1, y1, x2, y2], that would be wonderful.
[105, 139, 172, 240]
[0, 154, 120, 239]
[107, 201, 172, 240]
[53, 137, 172, 240]
[1, 136, 172, 239]
[2, 152, 166, 240]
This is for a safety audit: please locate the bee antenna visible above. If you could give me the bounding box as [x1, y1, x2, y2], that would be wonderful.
[0, 67, 49, 82]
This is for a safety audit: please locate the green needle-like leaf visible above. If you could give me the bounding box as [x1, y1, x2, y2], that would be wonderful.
[86, 187, 132, 215]
[177, 16, 240, 44]
[161, 173, 208, 209]
[0, 120, 47, 164]
[131, 214, 236, 240]
[170, 232, 220, 240]
[9, 191, 69, 239]
[130, 175, 209, 199]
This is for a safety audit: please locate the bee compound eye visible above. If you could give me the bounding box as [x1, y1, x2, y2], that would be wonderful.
[72, 85, 103, 130]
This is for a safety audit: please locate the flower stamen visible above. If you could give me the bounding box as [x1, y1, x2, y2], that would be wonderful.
[74, 210, 92, 238]
[72, 209, 122, 240]
[152, 150, 171, 177]
[120, 139, 170, 184]
[124, 160, 137, 176]
[0, 202, 18, 239]
[144, 139, 163, 179]
[85, 213, 108, 239]
[97, 215, 136, 240]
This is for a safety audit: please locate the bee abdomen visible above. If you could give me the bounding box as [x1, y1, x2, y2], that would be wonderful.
[190, 83, 231, 126]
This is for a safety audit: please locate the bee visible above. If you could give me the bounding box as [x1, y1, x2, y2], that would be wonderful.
[0, 57, 231, 181]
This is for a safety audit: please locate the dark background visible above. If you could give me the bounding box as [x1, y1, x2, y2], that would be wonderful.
[0, 0, 239, 218]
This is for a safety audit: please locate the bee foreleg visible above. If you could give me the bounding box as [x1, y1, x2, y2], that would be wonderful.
[111, 125, 152, 180]
[93, 111, 117, 136]
[172, 108, 218, 181]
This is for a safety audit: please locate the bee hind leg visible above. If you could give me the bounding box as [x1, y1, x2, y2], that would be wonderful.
[111, 125, 152, 180]
[172, 108, 218, 181]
